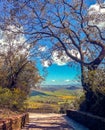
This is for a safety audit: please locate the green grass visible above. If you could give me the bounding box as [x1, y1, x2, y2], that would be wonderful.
[26, 88, 83, 113]
[30, 88, 83, 96]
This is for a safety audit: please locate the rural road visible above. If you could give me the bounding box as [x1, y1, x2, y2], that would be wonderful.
[22, 113, 89, 130]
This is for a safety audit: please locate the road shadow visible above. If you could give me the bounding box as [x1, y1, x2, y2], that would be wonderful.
[22, 114, 74, 130]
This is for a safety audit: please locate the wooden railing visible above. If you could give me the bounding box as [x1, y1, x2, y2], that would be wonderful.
[0, 113, 29, 130]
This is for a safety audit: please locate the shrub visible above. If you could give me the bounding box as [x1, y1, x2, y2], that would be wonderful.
[0, 87, 13, 108]
[0, 87, 27, 111]
[84, 68, 105, 95]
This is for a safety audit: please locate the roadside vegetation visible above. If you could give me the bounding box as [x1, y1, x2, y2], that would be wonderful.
[0, 25, 43, 118]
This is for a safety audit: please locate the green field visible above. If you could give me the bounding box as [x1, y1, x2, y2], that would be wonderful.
[26, 88, 83, 113]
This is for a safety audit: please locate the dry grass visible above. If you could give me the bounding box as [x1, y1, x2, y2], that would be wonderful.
[0, 109, 20, 119]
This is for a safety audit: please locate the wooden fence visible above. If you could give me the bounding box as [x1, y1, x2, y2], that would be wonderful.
[0, 113, 29, 130]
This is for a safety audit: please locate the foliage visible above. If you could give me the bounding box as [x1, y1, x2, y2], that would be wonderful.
[0, 21, 43, 90]
[0, 87, 12, 108]
[79, 68, 105, 117]
[0, 0, 105, 70]
[0, 22, 43, 112]
[71, 93, 86, 110]
[4, 0, 104, 69]
[0, 87, 27, 111]
[0, 58, 43, 92]
[0, 0, 105, 116]
[84, 68, 105, 95]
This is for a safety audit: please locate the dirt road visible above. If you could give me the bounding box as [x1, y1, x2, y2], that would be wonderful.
[22, 113, 89, 130]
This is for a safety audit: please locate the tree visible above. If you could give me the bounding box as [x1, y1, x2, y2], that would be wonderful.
[0, 0, 105, 115]
[0, 23, 43, 111]
[0, 24, 43, 91]
[4, 0, 104, 73]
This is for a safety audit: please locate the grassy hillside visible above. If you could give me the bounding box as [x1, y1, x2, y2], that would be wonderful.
[26, 88, 83, 113]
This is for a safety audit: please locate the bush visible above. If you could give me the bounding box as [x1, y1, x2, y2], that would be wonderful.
[84, 68, 105, 95]
[0, 87, 13, 108]
[66, 93, 86, 110]
[0, 87, 27, 111]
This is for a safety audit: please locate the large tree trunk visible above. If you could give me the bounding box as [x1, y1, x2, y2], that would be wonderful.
[79, 63, 94, 112]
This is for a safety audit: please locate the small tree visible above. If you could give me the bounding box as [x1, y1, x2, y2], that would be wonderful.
[0, 87, 27, 111]
[0, 24, 43, 90]
[0, 24, 43, 111]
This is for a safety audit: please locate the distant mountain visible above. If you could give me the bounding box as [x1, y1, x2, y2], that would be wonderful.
[66, 86, 82, 90]
[40, 85, 65, 91]
[30, 90, 49, 96]
[40, 84, 82, 91]
[30, 86, 83, 97]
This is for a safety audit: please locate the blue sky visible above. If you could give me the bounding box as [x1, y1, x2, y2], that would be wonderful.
[43, 64, 81, 85]
[36, 61, 81, 86]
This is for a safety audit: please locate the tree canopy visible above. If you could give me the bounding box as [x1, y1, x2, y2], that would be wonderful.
[0, 0, 105, 69]
[0, 0, 105, 115]
[0, 24, 43, 90]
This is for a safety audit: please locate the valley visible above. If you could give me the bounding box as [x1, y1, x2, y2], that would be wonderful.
[26, 87, 84, 113]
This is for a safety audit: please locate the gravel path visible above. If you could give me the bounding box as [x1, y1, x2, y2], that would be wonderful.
[22, 113, 89, 130]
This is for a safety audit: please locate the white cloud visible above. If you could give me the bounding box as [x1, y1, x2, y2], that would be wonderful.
[42, 60, 51, 67]
[65, 79, 70, 82]
[63, 38, 71, 44]
[38, 46, 47, 52]
[68, 49, 81, 59]
[0, 25, 29, 56]
[89, 3, 105, 14]
[52, 80, 55, 82]
[51, 49, 80, 66]
[52, 50, 69, 66]
[88, 3, 105, 29]
[41, 49, 80, 67]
